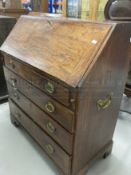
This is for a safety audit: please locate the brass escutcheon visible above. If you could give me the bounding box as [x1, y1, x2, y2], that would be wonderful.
[45, 102, 55, 113]
[45, 144, 54, 154]
[46, 122, 56, 133]
[45, 82, 55, 94]
[97, 92, 113, 110]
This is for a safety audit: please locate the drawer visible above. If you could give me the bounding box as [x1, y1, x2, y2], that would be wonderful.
[8, 84, 73, 154]
[4, 54, 76, 110]
[9, 100, 71, 175]
[4, 67, 75, 133]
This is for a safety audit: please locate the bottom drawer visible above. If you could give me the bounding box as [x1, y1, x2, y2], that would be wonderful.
[9, 100, 71, 175]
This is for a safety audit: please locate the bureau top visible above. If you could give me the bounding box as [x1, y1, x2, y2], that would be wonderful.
[0, 16, 115, 87]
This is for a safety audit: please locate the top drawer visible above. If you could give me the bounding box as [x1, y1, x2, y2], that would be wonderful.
[4, 54, 76, 110]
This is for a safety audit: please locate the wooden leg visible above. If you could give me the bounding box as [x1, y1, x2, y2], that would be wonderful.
[102, 142, 113, 159]
[73, 141, 113, 175]
[103, 152, 111, 159]
[125, 86, 131, 97]
[10, 114, 20, 128]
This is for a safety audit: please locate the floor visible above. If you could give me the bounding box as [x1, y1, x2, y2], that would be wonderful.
[0, 96, 131, 175]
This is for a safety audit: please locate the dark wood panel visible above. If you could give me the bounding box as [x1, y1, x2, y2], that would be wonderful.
[4, 67, 75, 133]
[4, 54, 76, 109]
[9, 100, 71, 175]
[8, 83, 73, 154]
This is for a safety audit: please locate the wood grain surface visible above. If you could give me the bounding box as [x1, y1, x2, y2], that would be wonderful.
[1, 16, 112, 87]
[4, 67, 75, 133]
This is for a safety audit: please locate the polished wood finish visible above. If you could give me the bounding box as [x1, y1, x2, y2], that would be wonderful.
[0, 16, 16, 100]
[1, 16, 131, 175]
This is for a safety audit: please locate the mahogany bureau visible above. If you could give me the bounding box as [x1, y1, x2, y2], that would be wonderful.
[0, 15, 16, 100]
[1, 16, 131, 175]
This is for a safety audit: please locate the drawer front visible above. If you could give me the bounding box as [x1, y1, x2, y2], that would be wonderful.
[4, 67, 75, 133]
[9, 100, 71, 175]
[4, 54, 75, 110]
[8, 84, 73, 154]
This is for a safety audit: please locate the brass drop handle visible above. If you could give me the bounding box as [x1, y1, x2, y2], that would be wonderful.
[97, 92, 113, 110]
[45, 144, 54, 154]
[14, 92, 20, 100]
[9, 60, 15, 69]
[45, 102, 55, 113]
[9, 60, 13, 65]
[46, 122, 56, 133]
[45, 82, 55, 94]
[10, 78, 17, 87]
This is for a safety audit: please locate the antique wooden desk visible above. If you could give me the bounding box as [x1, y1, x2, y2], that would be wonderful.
[0, 15, 16, 100]
[1, 16, 130, 175]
